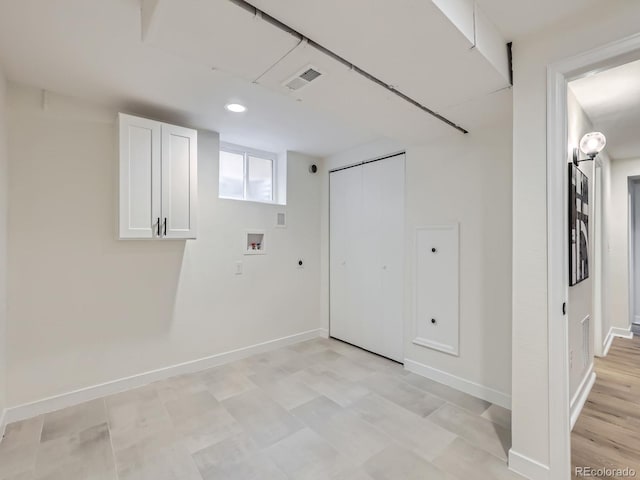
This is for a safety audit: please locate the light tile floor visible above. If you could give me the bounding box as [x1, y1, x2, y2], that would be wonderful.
[0, 338, 523, 480]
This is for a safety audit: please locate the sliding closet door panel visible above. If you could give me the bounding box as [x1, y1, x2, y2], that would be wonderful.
[361, 161, 384, 355]
[375, 155, 405, 362]
[330, 166, 364, 346]
[361, 157, 405, 362]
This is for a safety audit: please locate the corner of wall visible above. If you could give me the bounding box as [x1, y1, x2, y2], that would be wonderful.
[0, 64, 9, 434]
[508, 449, 550, 480]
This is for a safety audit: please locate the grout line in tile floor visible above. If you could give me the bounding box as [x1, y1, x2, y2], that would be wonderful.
[0, 338, 522, 480]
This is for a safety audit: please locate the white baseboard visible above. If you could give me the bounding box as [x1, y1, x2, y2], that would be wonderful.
[570, 364, 595, 430]
[602, 328, 615, 357]
[0, 407, 7, 441]
[318, 328, 329, 339]
[610, 325, 633, 339]
[403, 358, 511, 409]
[1, 328, 325, 430]
[508, 449, 550, 480]
[601, 325, 633, 357]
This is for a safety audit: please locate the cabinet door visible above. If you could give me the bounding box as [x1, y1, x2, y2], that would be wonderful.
[161, 123, 197, 239]
[119, 113, 161, 239]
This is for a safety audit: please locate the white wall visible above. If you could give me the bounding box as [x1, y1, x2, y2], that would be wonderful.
[511, 1, 640, 473]
[321, 114, 513, 404]
[6, 84, 322, 406]
[404, 121, 513, 402]
[566, 88, 595, 399]
[0, 66, 8, 417]
[606, 156, 640, 335]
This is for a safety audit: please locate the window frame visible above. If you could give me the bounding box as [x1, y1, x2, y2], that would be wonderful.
[219, 142, 277, 204]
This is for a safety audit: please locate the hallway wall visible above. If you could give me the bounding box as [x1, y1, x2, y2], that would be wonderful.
[511, 1, 640, 475]
[606, 156, 640, 336]
[566, 88, 595, 401]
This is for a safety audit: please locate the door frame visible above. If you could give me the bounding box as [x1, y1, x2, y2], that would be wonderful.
[592, 159, 604, 357]
[628, 177, 640, 327]
[547, 32, 640, 479]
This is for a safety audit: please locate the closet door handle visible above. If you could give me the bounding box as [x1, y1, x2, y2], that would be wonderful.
[163, 218, 167, 236]
[156, 217, 161, 237]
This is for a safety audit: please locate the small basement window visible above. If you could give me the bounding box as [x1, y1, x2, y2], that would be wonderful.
[219, 142, 278, 203]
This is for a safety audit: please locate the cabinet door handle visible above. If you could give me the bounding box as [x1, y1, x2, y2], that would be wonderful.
[163, 218, 167, 236]
[156, 217, 161, 237]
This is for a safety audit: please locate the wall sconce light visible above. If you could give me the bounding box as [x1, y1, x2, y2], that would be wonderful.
[573, 132, 606, 166]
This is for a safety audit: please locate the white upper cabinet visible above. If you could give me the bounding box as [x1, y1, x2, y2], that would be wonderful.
[119, 113, 197, 240]
[119, 114, 161, 239]
[161, 123, 197, 239]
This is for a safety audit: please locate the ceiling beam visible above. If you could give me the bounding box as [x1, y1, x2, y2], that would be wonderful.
[228, 0, 469, 135]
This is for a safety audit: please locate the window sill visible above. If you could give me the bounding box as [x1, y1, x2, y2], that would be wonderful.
[219, 196, 286, 207]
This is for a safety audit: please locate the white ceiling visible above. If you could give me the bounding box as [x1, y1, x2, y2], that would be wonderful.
[249, 0, 509, 112]
[476, 0, 600, 40]
[0, 0, 378, 156]
[570, 58, 640, 160]
[0, 0, 597, 157]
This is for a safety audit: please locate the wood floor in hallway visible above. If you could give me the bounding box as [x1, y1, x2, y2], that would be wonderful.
[572, 335, 640, 479]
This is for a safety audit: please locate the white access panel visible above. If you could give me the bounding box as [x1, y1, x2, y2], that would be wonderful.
[329, 154, 405, 363]
[119, 113, 161, 239]
[161, 123, 197, 239]
[414, 224, 459, 356]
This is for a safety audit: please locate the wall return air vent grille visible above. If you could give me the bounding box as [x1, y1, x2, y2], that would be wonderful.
[283, 66, 323, 91]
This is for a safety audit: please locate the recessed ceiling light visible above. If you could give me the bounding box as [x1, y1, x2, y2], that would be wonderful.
[225, 103, 246, 113]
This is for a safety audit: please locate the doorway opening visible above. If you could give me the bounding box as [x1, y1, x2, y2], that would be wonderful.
[629, 178, 640, 335]
[547, 35, 640, 479]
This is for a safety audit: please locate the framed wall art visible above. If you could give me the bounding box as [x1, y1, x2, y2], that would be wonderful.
[569, 164, 589, 286]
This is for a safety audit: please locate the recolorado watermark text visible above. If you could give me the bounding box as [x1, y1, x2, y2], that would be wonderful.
[575, 467, 636, 478]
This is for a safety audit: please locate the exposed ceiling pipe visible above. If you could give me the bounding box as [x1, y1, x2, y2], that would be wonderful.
[228, 0, 469, 135]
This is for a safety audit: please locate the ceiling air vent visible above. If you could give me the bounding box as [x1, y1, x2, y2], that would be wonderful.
[283, 66, 323, 91]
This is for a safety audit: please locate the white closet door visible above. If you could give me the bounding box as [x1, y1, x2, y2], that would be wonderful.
[330, 166, 364, 347]
[369, 156, 405, 362]
[330, 155, 405, 363]
[360, 161, 384, 355]
[161, 123, 198, 239]
[119, 113, 161, 239]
